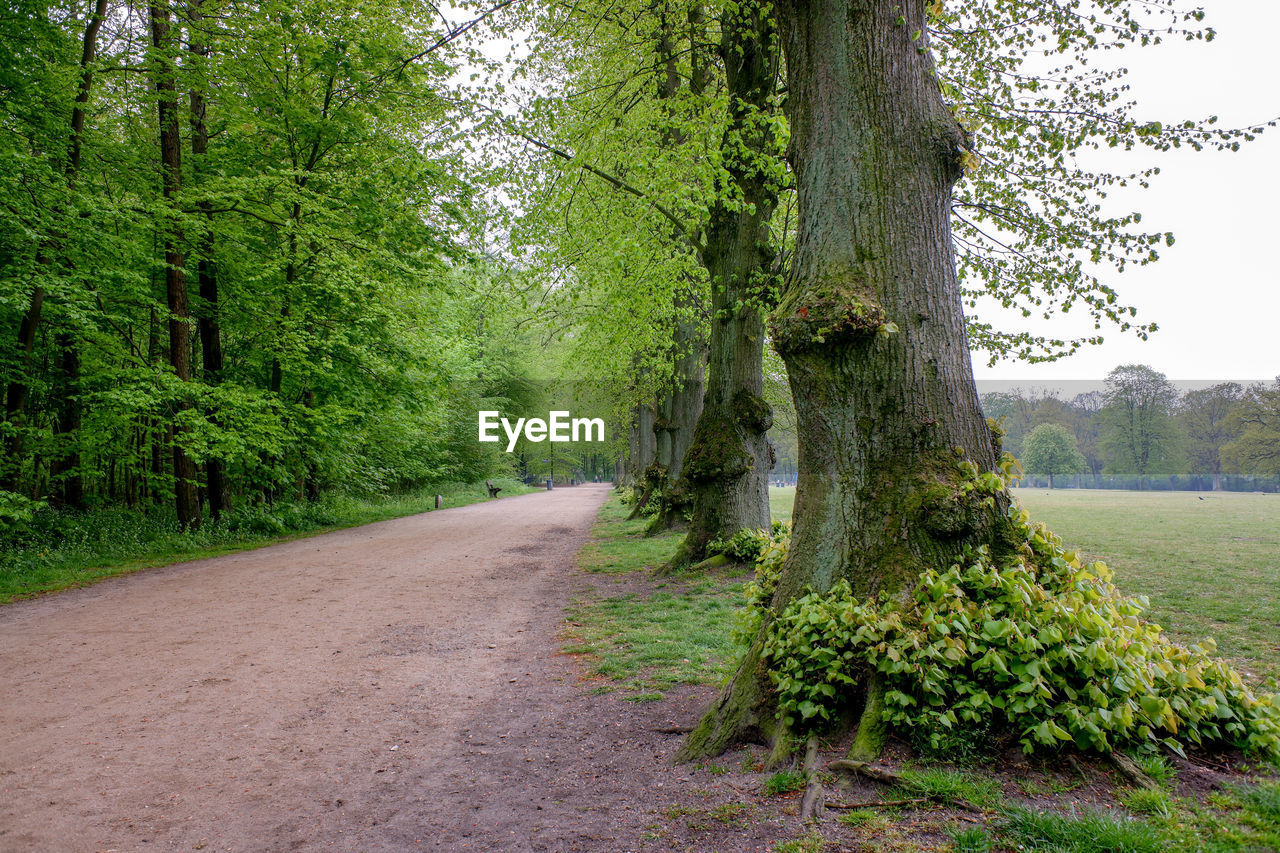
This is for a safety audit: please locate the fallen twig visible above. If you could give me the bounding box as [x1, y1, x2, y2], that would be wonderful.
[825, 797, 926, 810]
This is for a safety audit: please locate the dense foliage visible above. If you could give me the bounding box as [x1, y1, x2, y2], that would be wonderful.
[0, 0, 542, 532]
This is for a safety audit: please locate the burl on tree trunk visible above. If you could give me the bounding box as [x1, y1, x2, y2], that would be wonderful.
[680, 0, 1020, 761]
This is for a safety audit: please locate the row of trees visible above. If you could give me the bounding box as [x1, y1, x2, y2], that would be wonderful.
[492, 0, 1272, 762]
[0, 0, 547, 529]
[984, 366, 1280, 490]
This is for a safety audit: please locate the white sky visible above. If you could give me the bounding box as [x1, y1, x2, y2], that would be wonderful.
[972, 0, 1280, 382]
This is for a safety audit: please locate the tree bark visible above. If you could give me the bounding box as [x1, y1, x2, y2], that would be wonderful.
[646, 296, 708, 532]
[663, 0, 782, 570]
[681, 0, 1017, 760]
[150, 0, 201, 530]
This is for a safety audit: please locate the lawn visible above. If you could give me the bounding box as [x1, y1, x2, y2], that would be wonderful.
[578, 488, 1280, 852]
[1014, 488, 1280, 684]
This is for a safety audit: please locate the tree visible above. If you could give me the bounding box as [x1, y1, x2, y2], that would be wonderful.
[683, 0, 1018, 760]
[680, 0, 1256, 762]
[497, 0, 786, 561]
[1222, 380, 1280, 480]
[1180, 383, 1244, 490]
[1022, 423, 1086, 488]
[1099, 364, 1184, 488]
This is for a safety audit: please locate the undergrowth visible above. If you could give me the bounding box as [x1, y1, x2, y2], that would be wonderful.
[0, 477, 533, 601]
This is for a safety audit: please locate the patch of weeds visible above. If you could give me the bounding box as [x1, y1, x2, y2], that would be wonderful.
[588, 684, 613, 695]
[1239, 780, 1280, 822]
[739, 752, 764, 773]
[624, 692, 664, 702]
[577, 499, 682, 574]
[898, 767, 1003, 810]
[773, 831, 825, 853]
[662, 804, 699, 820]
[709, 801, 753, 826]
[950, 826, 993, 853]
[565, 519, 746, 694]
[701, 763, 731, 776]
[999, 805, 1165, 853]
[1119, 787, 1174, 819]
[761, 769, 806, 796]
[1131, 752, 1176, 786]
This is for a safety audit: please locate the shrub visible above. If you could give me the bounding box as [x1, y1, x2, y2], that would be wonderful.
[708, 527, 772, 564]
[760, 503, 1280, 759]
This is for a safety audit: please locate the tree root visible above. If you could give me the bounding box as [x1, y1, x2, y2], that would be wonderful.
[799, 736, 825, 821]
[848, 674, 886, 762]
[828, 760, 987, 814]
[1109, 752, 1161, 790]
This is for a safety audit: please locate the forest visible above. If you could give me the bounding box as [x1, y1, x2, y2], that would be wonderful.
[977, 369, 1280, 492]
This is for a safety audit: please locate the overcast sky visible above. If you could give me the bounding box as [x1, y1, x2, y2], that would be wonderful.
[972, 0, 1280, 383]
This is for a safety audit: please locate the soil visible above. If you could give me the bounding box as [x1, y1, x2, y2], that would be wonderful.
[0, 485, 790, 852]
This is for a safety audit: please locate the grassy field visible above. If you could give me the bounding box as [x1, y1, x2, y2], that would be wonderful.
[769, 485, 1280, 684]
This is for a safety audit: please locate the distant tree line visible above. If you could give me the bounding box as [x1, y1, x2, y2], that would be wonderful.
[982, 365, 1280, 492]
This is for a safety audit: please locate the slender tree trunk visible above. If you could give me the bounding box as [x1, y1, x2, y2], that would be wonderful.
[150, 0, 201, 530]
[664, 1, 782, 570]
[681, 0, 1017, 760]
[49, 333, 84, 508]
[188, 1, 228, 520]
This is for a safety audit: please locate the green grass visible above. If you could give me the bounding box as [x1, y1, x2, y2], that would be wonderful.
[761, 769, 806, 796]
[998, 806, 1167, 853]
[1014, 488, 1280, 682]
[566, 494, 748, 699]
[0, 477, 535, 603]
[897, 767, 1004, 810]
[576, 498, 684, 573]
[563, 577, 746, 699]
[769, 485, 796, 524]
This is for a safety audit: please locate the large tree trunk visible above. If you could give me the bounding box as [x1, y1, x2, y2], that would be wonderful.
[150, 0, 201, 530]
[681, 0, 1017, 761]
[188, 1, 229, 520]
[646, 297, 708, 532]
[663, 2, 781, 569]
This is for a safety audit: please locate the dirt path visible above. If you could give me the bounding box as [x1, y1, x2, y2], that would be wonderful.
[1, 484, 744, 853]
